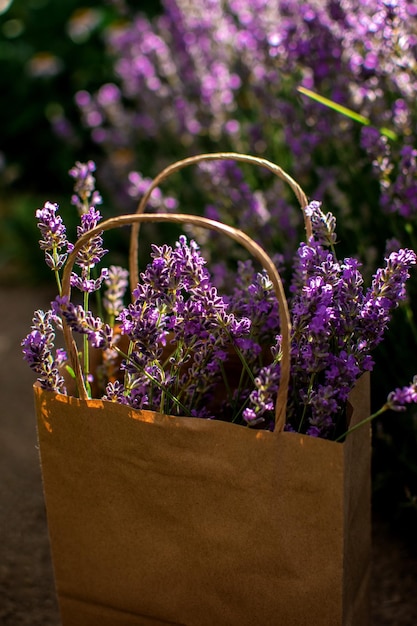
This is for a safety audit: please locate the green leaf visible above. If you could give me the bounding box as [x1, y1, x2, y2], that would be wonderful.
[297, 86, 397, 141]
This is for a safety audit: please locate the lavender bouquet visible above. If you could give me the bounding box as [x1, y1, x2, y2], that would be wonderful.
[22, 157, 417, 441]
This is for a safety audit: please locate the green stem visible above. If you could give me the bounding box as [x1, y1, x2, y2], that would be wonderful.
[335, 404, 389, 442]
[297, 86, 398, 141]
[115, 345, 188, 415]
[52, 245, 62, 295]
[83, 284, 91, 398]
[404, 302, 417, 345]
[219, 358, 233, 404]
[54, 269, 62, 296]
[298, 372, 316, 433]
[219, 317, 256, 385]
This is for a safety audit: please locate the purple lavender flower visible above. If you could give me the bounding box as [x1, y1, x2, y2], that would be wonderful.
[75, 207, 108, 267]
[116, 235, 254, 415]
[55, 297, 113, 349]
[102, 380, 128, 404]
[173, 235, 210, 290]
[242, 362, 280, 428]
[71, 206, 109, 293]
[70, 269, 110, 293]
[21, 310, 66, 393]
[241, 208, 416, 436]
[35, 201, 73, 272]
[306, 384, 341, 438]
[358, 248, 417, 351]
[304, 201, 337, 249]
[118, 291, 167, 359]
[55, 348, 68, 367]
[226, 260, 280, 360]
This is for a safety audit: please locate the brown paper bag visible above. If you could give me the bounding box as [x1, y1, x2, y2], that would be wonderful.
[34, 158, 371, 625]
[35, 372, 370, 626]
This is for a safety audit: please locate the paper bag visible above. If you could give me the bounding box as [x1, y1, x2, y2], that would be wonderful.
[35, 371, 370, 626]
[33, 162, 371, 625]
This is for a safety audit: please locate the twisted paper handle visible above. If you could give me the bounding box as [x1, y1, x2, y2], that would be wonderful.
[129, 152, 311, 291]
[61, 213, 291, 432]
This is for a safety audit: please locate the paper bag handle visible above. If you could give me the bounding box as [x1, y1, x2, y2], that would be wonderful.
[129, 152, 312, 291]
[60, 213, 291, 432]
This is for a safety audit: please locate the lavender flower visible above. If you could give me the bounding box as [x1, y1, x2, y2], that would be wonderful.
[243, 210, 416, 437]
[337, 373, 417, 441]
[227, 259, 280, 358]
[304, 201, 337, 249]
[71, 206, 109, 293]
[243, 362, 280, 429]
[102, 379, 128, 404]
[54, 297, 113, 350]
[35, 201, 73, 272]
[70, 269, 110, 293]
[358, 248, 417, 351]
[118, 287, 167, 359]
[75, 207, 108, 267]
[115, 235, 253, 415]
[21, 310, 66, 393]
[24, 157, 417, 444]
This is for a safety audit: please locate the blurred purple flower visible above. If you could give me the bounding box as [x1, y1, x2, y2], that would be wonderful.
[103, 265, 129, 317]
[69, 160, 103, 213]
[387, 376, 417, 411]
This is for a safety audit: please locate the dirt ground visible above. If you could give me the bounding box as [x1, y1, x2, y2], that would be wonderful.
[1, 285, 417, 625]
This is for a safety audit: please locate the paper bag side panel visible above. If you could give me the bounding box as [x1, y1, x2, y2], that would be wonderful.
[343, 372, 372, 626]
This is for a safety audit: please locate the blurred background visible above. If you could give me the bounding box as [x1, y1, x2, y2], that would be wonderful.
[0, 0, 160, 283]
[1, 1, 417, 622]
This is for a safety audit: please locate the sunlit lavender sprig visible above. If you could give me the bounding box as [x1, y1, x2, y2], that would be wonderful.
[243, 362, 280, 429]
[21, 310, 66, 393]
[66, 164, 109, 295]
[35, 201, 74, 292]
[68, 162, 111, 391]
[73, 206, 108, 272]
[304, 201, 337, 251]
[53, 297, 113, 350]
[358, 248, 417, 352]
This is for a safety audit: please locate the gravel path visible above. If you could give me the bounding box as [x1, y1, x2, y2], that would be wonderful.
[1, 286, 416, 625]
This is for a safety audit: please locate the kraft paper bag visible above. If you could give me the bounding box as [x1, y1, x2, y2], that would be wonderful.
[34, 372, 370, 626]
[33, 157, 371, 625]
